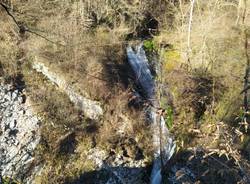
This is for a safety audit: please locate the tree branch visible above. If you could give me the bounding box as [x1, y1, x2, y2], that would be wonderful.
[0, 2, 64, 46]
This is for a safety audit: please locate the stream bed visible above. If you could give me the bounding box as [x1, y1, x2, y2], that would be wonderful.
[126, 44, 176, 184]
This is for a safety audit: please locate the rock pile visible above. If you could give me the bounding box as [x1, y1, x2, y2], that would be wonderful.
[76, 146, 149, 184]
[0, 84, 40, 181]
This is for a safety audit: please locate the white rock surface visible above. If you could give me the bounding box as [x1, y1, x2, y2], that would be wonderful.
[0, 84, 40, 180]
[87, 147, 147, 184]
[32, 60, 103, 120]
[87, 148, 107, 168]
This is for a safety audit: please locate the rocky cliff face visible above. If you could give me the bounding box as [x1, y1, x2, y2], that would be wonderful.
[0, 84, 40, 181]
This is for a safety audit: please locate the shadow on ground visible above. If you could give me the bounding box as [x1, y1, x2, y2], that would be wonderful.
[65, 166, 151, 184]
[165, 149, 249, 184]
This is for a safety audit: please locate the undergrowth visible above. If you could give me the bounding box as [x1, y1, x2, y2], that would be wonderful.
[1, 0, 250, 183]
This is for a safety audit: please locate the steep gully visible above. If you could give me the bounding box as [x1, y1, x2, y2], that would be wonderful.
[31, 44, 176, 183]
[126, 44, 176, 184]
[0, 44, 175, 183]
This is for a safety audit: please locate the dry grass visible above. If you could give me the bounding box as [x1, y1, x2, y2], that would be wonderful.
[1, 0, 250, 183]
[0, 9, 19, 82]
[97, 88, 154, 158]
[21, 60, 97, 184]
[149, 0, 248, 146]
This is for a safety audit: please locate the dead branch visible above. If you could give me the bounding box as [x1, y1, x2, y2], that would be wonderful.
[0, 2, 64, 45]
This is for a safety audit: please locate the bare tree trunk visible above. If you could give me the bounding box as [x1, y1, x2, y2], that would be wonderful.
[242, 0, 247, 23]
[178, 0, 184, 21]
[187, 0, 195, 68]
[236, 0, 242, 25]
[242, 0, 249, 113]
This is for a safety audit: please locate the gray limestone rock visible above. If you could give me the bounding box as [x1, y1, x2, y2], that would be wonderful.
[32, 60, 103, 120]
[0, 84, 40, 182]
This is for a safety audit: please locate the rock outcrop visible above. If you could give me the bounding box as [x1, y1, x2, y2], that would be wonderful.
[0, 84, 40, 181]
[32, 60, 103, 120]
[84, 146, 148, 184]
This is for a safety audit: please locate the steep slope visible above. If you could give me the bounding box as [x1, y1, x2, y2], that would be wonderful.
[0, 0, 250, 184]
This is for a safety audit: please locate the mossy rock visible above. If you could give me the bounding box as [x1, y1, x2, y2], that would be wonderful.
[163, 49, 181, 72]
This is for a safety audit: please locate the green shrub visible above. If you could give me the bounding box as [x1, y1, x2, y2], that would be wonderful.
[1, 177, 20, 184]
[143, 39, 157, 52]
[164, 106, 174, 129]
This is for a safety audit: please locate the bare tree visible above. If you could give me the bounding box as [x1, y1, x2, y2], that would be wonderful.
[187, 0, 195, 68]
[241, 0, 249, 114]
